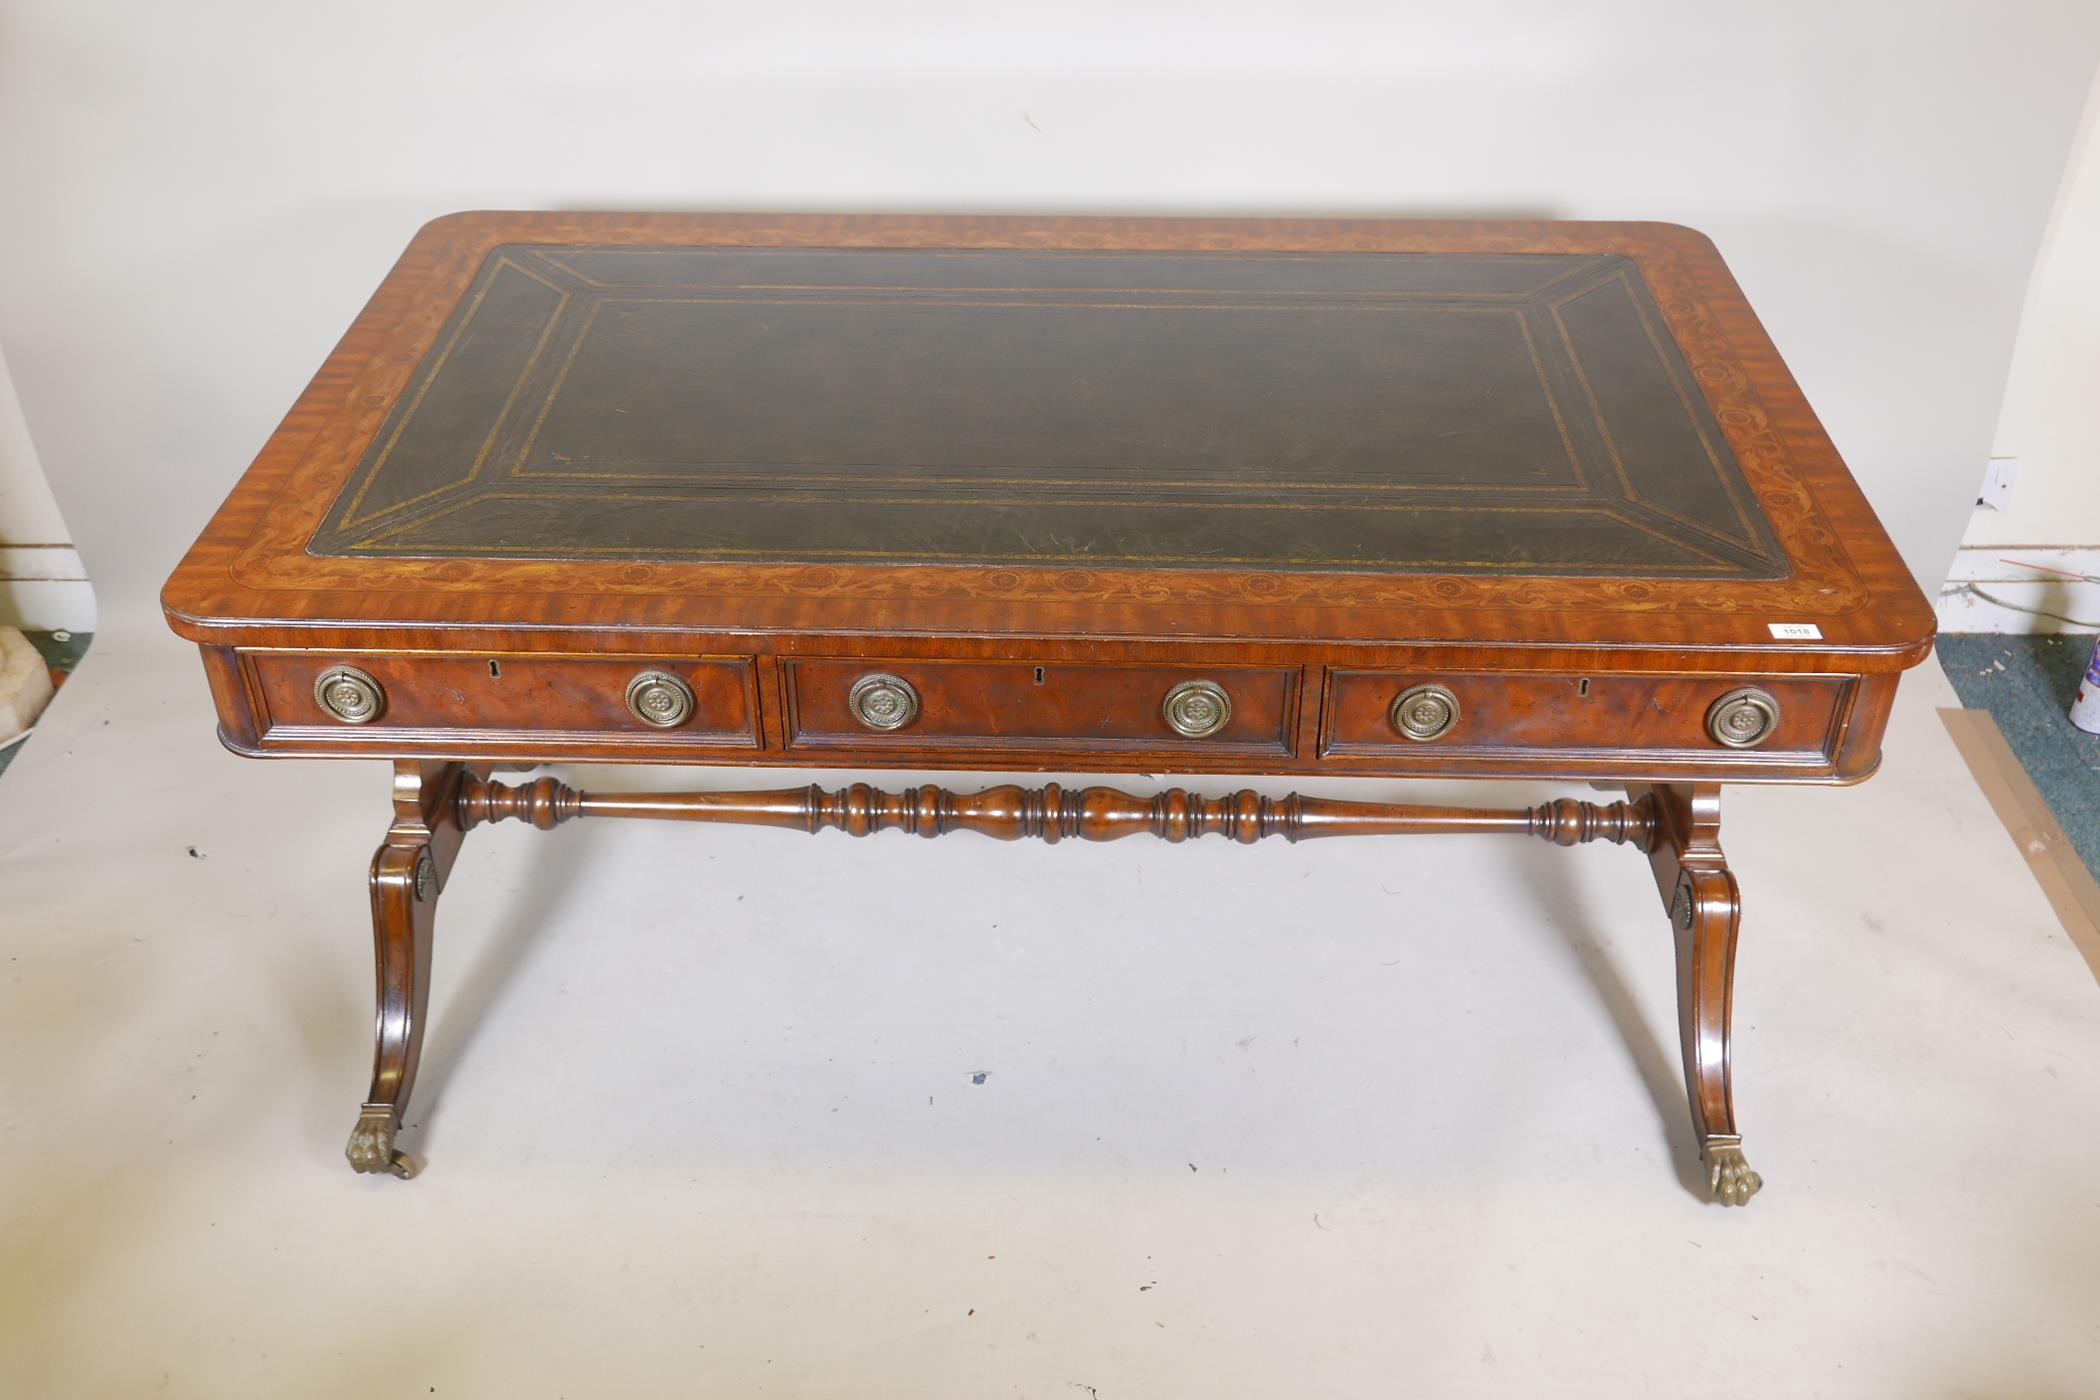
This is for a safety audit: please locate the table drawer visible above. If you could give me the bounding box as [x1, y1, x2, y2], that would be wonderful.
[785, 659, 1297, 755]
[246, 651, 760, 745]
[1322, 670, 1850, 761]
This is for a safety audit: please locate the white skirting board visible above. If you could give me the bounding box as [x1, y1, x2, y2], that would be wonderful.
[1937, 545, 2100, 634]
[0, 543, 95, 631]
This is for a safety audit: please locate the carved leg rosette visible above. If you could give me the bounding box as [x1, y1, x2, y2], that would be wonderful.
[347, 761, 469, 1179]
[1633, 782, 1762, 1206]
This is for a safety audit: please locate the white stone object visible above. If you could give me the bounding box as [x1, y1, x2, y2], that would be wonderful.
[2073, 635, 2100, 735]
[0, 626, 55, 741]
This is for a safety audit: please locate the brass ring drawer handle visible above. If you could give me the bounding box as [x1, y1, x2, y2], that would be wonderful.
[1706, 687, 1781, 748]
[626, 670, 696, 728]
[1391, 683, 1461, 741]
[1161, 679, 1232, 738]
[314, 665, 385, 724]
[850, 672, 920, 731]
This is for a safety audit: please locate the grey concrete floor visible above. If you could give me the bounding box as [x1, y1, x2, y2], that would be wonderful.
[0, 623, 2096, 1396]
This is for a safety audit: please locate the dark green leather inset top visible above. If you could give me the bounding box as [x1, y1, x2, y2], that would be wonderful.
[311, 245, 1785, 578]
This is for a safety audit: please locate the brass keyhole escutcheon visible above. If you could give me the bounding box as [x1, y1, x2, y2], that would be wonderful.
[1705, 687, 1781, 748]
[850, 673, 920, 731]
[314, 665, 385, 725]
[625, 670, 696, 729]
[1161, 679, 1232, 739]
[1391, 683, 1460, 741]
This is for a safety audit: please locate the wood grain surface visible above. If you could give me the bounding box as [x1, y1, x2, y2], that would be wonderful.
[164, 213, 1933, 664]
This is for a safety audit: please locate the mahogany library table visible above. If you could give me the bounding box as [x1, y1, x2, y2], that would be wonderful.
[163, 213, 1935, 1204]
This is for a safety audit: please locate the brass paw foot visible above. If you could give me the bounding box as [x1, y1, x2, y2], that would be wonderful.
[1702, 1140, 1762, 1206]
[346, 1105, 418, 1179]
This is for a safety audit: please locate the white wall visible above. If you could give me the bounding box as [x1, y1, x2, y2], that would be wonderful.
[1, 2, 2096, 636]
[0, 344, 93, 631]
[1987, 71, 2100, 539]
[1940, 67, 2100, 632]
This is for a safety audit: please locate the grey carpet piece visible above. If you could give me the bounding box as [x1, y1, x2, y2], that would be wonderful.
[1937, 632, 2100, 883]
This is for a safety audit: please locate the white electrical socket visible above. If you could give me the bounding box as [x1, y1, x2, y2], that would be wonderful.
[1978, 456, 2019, 512]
